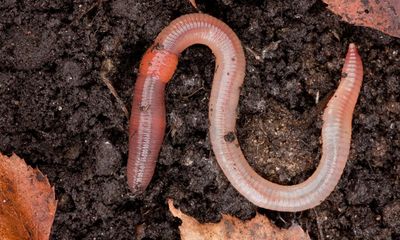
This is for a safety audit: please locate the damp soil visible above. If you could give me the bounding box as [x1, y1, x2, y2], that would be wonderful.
[1, 0, 399, 239]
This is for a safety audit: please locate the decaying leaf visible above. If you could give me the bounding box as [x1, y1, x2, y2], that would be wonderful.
[168, 199, 310, 240]
[323, 0, 400, 38]
[0, 153, 57, 240]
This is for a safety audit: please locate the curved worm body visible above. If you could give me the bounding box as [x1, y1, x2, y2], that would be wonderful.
[128, 13, 363, 211]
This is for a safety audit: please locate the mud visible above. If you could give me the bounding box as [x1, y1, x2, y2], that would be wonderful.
[0, 0, 399, 239]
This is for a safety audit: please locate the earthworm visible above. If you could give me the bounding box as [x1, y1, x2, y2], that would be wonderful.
[127, 13, 363, 212]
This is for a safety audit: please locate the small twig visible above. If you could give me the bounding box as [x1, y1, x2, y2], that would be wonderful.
[74, 0, 102, 23]
[277, 213, 287, 225]
[100, 59, 129, 119]
[293, 90, 334, 129]
[244, 46, 263, 62]
[313, 209, 325, 240]
[182, 86, 205, 99]
[188, 0, 200, 11]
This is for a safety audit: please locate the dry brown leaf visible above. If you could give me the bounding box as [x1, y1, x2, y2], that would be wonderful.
[324, 0, 400, 38]
[168, 199, 310, 240]
[0, 153, 57, 240]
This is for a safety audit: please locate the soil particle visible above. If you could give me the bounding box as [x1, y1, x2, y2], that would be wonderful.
[345, 176, 392, 206]
[383, 201, 400, 230]
[95, 140, 122, 176]
[57, 192, 75, 212]
[0, 0, 399, 239]
[60, 61, 84, 87]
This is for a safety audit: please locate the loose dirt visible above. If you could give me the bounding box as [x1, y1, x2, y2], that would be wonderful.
[0, 0, 399, 239]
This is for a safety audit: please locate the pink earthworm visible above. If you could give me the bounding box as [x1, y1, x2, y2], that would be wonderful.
[127, 13, 363, 211]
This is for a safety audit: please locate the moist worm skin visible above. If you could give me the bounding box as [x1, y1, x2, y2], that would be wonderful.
[128, 13, 245, 194]
[128, 13, 363, 212]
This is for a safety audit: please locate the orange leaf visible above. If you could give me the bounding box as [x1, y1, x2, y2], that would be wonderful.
[0, 153, 57, 240]
[168, 199, 310, 240]
[323, 0, 400, 38]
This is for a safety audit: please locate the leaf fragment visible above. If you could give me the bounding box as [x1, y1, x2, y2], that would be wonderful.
[323, 0, 400, 38]
[0, 153, 57, 240]
[168, 199, 310, 240]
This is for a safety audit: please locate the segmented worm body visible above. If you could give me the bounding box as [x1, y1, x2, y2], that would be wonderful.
[128, 13, 363, 211]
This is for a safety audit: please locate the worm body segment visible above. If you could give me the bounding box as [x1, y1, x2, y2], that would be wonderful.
[128, 13, 363, 212]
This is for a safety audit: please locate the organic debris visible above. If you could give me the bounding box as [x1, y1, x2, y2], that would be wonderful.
[324, 0, 400, 38]
[0, 153, 57, 240]
[168, 199, 310, 240]
[188, 0, 199, 10]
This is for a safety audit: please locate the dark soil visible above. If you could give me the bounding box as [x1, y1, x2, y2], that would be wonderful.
[1, 0, 399, 239]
